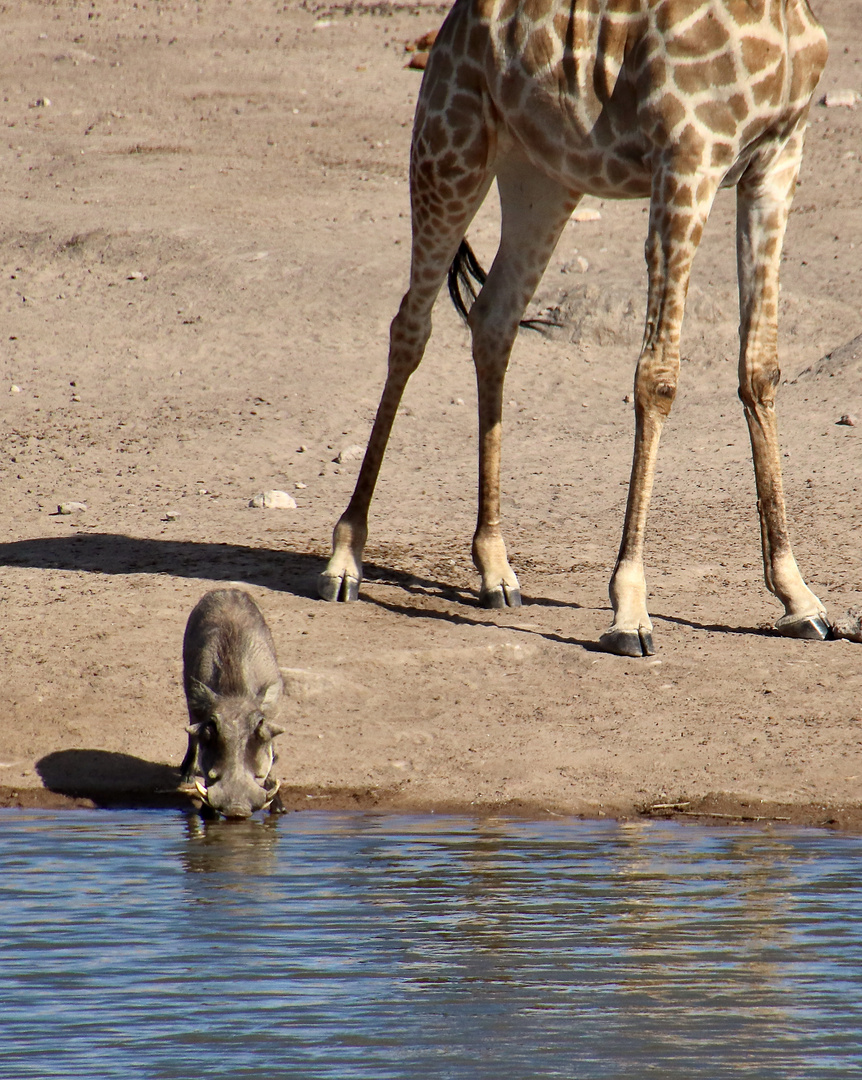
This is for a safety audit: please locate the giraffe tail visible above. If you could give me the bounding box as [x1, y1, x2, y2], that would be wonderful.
[447, 239, 563, 332]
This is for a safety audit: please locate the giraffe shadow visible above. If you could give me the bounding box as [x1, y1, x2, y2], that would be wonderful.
[363, 592, 608, 653]
[0, 533, 437, 600]
[652, 612, 775, 638]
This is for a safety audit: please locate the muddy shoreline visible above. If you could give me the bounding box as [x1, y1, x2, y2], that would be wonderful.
[3, 784, 861, 836]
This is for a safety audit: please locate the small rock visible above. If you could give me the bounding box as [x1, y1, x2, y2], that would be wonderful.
[71, 394, 81, 402]
[295, 482, 307, 489]
[572, 208, 602, 223]
[334, 443, 365, 464]
[127, 271, 146, 280]
[623, 393, 634, 404]
[451, 397, 465, 406]
[576, 255, 590, 272]
[821, 89, 860, 109]
[163, 511, 181, 522]
[197, 488, 209, 495]
[832, 608, 862, 644]
[249, 490, 297, 509]
[57, 501, 87, 515]
[10, 385, 21, 394]
[414, 30, 438, 50]
[29, 97, 51, 108]
[297, 445, 307, 453]
[406, 53, 428, 70]
[836, 414, 857, 427]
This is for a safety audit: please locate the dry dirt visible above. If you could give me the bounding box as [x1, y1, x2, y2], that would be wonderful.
[1, 0, 860, 830]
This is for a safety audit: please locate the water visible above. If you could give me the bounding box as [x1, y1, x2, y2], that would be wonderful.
[1, 811, 861, 1080]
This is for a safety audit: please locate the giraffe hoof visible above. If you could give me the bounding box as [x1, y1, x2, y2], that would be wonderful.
[480, 584, 522, 609]
[774, 613, 831, 641]
[599, 628, 655, 657]
[317, 572, 361, 603]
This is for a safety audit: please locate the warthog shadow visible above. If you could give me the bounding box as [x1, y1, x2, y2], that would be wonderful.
[36, 749, 186, 808]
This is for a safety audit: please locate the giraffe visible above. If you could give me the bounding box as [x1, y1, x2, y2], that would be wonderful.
[318, 0, 830, 657]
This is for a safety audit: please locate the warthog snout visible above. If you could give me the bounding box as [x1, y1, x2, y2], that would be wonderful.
[181, 589, 285, 819]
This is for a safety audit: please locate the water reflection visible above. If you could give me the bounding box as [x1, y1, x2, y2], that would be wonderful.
[0, 810, 860, 1079]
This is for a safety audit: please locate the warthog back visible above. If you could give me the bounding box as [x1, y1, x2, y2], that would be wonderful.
[181, 588, 284, 818]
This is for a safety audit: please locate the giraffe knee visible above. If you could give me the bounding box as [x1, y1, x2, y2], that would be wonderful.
[634, 371, 678, 418]
[738, 365, 780, 409]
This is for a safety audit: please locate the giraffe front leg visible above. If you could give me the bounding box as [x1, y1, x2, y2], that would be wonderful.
[736, 143, 829, 640]
[318, 296, 432, 602]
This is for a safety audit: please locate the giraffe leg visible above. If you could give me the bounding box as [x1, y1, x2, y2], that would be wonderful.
[601, 170, 719, 656]
[468, 158, 581, 607]
[736, 134, 829, 640]
[317, 216, 490, 602]
[318, 52, 496, 602]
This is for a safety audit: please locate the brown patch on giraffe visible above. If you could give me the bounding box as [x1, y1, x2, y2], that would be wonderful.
[695, 101, 741, 139]
[695, 176, 714, 204]
[788, 40, 828, 100]
[646, 93, 686, 142]
[654, 0, 708, 34]
[594, 17, 631, 97]
[673, 52, 738, 95]
[665, 11, 731, 57]
[498, 0, 520, 22]
[521, 26, 556, 76]
[740, 34, 782, 74]
[606, 156, 629, 187]
[522, 0, 555, 23]
[671, 181, 694, 208]
[728, 92, 749, 120]
[674, 123, 707, 168]
[499, 72, 525, 112]
[710, 141, 735, 169]
[725, 0, 768, 26]
[468, 22, 489, 61]
[752, 63, 785, 107]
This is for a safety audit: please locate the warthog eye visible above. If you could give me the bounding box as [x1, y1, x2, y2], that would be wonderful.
[198, 720, 217, 743]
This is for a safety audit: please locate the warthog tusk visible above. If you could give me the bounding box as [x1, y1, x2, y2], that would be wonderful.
[194, 778, 209, 802]
[263, 777, 280, 807]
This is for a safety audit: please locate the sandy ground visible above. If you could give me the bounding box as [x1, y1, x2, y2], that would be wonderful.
[0, 0, 860, 829]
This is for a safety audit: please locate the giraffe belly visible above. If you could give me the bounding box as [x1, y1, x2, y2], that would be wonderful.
[499, 107, 653, 200]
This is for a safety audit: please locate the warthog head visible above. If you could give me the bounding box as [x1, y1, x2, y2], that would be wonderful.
[185, 680, 284, 819]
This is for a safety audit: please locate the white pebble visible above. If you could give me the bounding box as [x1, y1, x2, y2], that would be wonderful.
[572, 208, 602, 223]
[163, 511, 181, 521]
[334, 444, 365, 464]
[822, 89, 860, 109]
[57, 501, 87, 515]
[10, 385, 21, 394]
[249, 490, 297, 509]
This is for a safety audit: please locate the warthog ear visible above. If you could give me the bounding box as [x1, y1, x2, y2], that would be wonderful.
[188, 678, 218, 716]
[257, 719, 284, 741]
[256, 680, 282, 715]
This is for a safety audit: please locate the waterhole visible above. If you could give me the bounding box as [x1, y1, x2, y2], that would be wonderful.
[1, 809, 861, 1078]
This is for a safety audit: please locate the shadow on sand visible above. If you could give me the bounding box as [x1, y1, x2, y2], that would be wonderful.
[36, 749, 187, 809]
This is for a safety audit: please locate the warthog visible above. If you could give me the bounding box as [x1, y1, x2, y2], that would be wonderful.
[181, 588, 284, 818]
